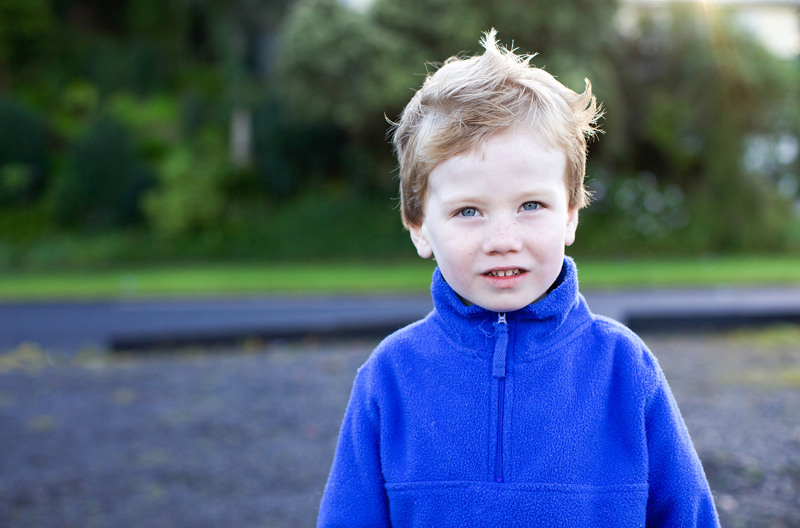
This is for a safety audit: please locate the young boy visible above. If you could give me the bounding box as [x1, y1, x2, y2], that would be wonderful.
[318, 30, 719, 526]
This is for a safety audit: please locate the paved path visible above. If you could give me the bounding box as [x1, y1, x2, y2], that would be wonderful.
[2, 286, 800, 352]
[2, 335, 799, 526]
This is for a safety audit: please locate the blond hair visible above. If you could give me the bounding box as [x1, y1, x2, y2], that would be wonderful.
[392, 29, 601, 229]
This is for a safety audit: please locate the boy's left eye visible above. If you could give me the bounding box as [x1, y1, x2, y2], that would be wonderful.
[521, 202, 541, 211]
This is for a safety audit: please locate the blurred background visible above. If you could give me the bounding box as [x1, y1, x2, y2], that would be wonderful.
[2, 0, 800, 527]
[0, 0, 798, 268]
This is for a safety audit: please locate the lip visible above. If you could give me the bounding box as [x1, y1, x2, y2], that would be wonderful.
[481, 267, 529, 288]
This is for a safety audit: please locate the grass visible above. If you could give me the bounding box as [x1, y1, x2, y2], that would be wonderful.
[2, 255, 800, 300]
[0, 261, 439, 300]
[574, 255, 800, 288]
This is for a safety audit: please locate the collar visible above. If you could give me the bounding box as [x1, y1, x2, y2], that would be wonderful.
[429, 256, 591, 359]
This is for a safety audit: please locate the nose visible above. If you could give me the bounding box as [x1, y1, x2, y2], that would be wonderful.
[482, 215, 523, 255]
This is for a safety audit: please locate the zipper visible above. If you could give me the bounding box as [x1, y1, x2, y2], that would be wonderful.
[493, 313, 508, 483]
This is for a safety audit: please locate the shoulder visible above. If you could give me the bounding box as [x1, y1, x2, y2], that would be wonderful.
[353, 314, 439, 388]
[586, 313, 646, 347]
[580, 313, 664, 396]
[365, 313, 435, 362]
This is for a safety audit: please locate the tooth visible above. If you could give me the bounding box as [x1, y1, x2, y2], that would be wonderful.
[489, 269, 525, 277]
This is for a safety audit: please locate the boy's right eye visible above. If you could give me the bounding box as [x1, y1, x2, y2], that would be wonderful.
[458, 208, 478, 217]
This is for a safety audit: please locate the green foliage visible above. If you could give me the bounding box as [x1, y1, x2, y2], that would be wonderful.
[75, 36, 172, 96]
[371, 0, 617, 63]
[0, 0, 54, 74]
[179, 90, 221, 139]
[0, 200, 51, 246]
[0, 97, 49, 205]
[50, 81, 101, 140]
[142, 129, 227, 239]
[254, 187, 411, 259]
[579, 4, 800, 254]
[251, 100, 299, 196]
[0, 0, 797, 268]
[53, 116, 154, 230]
[275, 0, 416, 129]
[252, 95, 346, 197]
[124, 0, 183, 43]
[107, 92, 181, 163]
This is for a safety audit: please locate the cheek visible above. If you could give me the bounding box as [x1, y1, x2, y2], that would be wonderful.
[437, 238, 465, 259]
[434, 236, 475, 269]
[526, 223, 566, 254]
[523, 224, 549, 249]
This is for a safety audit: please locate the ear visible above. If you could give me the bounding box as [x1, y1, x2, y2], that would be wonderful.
[409, 222, 433, 259]
[564, 207, 579, 247]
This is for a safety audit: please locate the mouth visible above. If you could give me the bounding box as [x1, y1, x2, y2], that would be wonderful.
[484, 268, 525, 278]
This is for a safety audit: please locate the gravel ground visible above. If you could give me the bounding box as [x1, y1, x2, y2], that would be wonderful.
[1, 328, 799, 527]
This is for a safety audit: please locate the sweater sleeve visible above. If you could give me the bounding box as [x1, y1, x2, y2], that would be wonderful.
[644, 365, 720, 527]
[317, 364, 391, 528]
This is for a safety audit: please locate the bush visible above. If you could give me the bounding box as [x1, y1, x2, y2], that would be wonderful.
[273, 0, 417, 193]
[252, 95, 346, 197]
[275, 0, 414, 129]
[0, 0, 54, 75]
[588, 4, 800, 254]
[0, 97, 49, 206]
[141, 129, 227, 239]
[53, 116, 154, 230]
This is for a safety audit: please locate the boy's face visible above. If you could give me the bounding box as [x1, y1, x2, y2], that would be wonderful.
[410, 130, 578, 313]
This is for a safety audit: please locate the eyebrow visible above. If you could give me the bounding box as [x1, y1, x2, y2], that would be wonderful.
[440, 195, 483, 205]
[445, 188, 557, 203]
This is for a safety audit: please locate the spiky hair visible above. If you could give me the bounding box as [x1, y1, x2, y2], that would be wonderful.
[391, 29, 601, 228]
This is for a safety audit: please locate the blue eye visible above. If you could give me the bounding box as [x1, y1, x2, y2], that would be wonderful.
[521, 202, 541, 211]
[459, 208, 478, 217]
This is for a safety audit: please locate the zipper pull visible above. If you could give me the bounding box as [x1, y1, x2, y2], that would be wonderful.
[493, 313, 508, 379]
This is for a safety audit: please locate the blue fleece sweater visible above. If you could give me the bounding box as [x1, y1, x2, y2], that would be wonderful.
[318, 258, 719, 527]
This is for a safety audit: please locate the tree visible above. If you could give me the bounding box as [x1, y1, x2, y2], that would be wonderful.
[0, 0, 54, 87]
[274, 0, 417, 192]
[600, 3, 799, 252]
[53, 116, 153, 230]
[275, 0, 414, 129]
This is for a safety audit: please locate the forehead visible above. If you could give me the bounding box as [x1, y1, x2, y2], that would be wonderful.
[426, 131, 569, 197]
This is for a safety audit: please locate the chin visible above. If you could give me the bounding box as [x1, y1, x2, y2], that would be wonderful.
[480, 298, 535, 313]
[493, 287, 553, 312]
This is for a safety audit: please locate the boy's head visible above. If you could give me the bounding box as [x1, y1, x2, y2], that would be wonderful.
[391, 30, 601, 312]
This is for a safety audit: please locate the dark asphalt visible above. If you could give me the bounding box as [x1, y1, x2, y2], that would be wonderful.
[2, 286, 800, 352]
